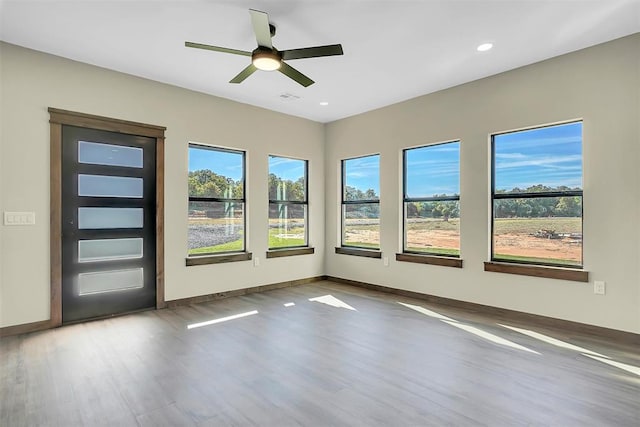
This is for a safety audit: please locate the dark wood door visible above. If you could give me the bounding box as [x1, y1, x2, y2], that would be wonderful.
[61, 125, 156, 323]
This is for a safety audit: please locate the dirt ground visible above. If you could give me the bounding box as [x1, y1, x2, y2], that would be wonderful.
[493, 233, 581, 262]
[406, 230, 459, 250]
[348, 228, 581, 262]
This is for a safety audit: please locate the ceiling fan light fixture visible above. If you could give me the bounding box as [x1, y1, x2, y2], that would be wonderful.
[252, 50, 281, 71]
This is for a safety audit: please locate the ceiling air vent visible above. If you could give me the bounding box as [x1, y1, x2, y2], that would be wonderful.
[279, 93, 301, 101]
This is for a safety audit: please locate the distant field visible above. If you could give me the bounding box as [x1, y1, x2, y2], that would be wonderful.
[405, 218, 459, 231]
[188, 216, 581, 264]
[494, 217, 581, 234]
[344, 220, 381, 248]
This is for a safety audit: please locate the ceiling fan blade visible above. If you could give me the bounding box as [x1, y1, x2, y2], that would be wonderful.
[230, 64, 258, 84]
[185, 41, 251, 57]
[249, 9, 272, 49]
[281, 44, 343, 60]
[279, 62, 314, 87]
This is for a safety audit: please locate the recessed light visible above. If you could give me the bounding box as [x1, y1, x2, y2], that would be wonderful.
[477, 43, 493, 52]
[319, 101, 329, 106]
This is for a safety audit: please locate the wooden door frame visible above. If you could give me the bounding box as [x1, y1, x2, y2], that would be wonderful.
[49, 108, 166, 327]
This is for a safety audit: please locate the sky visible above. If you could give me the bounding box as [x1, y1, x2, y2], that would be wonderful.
[406, 142, 460, 198]
[344, 155, 380, 195]
[189, 146, 243, 181]
[189, 121, 581, 194]
[269, 156, 305, 181]
[494, 122, 582, 191]
[189, 149, 307, 183]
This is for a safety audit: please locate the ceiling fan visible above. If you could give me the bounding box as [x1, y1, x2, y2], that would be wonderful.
[185, 9, 343, 87]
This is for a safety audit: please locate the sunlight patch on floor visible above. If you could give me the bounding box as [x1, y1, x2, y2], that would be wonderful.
[398, 302, 457, 322]
[397, 302, 538, 354]
[583, 354, 640, 377]
[499, 324, 609, 358]
[309, 295, 356, 311]
[187, 310, 259, 329]
[284, 302, 295, 307]
[444, 320, 540, 354]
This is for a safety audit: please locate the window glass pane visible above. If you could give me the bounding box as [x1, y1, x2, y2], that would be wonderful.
[269, 156, 306, 201]
[343, 155, 380, 201]
[188, 201, 244, 254]
[493, 197, 582, 266]
[78, 141, 143, 168]
[405, 201, 460, 256]
[405, 142, 460, 198]
[494, 122, 582, 193]
[188, 147, 244, 198]
[78, 207, 143, 229]
[269, 203, 307, 248]
[78, 238, 143, 263]
[78, 268, 143, 296]
[78, 174, 143, 198]
[343, 203, 380, 248]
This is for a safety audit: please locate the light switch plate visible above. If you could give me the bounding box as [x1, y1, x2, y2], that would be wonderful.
[4, 212, 36, 225]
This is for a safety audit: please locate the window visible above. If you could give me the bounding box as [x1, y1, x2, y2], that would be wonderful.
[269, 156, 308, 249]
[403, 141, 460, 257]
[341, 154, 380, 249]
[491, 121, 583, 267]
[188, 144, 245, 255]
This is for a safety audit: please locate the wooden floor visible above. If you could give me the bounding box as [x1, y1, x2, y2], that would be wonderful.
[1, 280, 639, 426]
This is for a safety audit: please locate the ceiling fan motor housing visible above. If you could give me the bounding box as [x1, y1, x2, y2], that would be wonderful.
[252, 47, 282, 71]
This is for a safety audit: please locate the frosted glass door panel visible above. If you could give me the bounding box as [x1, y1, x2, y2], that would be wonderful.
[79, 141, 143, 168]
[78, 174, 143, 198]
[78, 268, 144, 295]
[78, 238, 143, 263]
[78, 207, 143, 229]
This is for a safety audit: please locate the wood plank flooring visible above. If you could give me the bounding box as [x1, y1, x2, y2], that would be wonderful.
[1, 280, 639, 426]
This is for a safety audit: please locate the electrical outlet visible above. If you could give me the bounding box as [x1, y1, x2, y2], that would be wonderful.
[594, 281, 606, 295]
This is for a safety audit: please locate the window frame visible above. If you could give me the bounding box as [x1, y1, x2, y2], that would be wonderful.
[268, 155, 309, 250]
[490, 120, 584, 269]
[340, 153, 381, 250]
[187, 143, 247, 257]
[402, 140, 461, 258]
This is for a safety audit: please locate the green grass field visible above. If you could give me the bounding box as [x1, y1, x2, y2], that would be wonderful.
[492, 253, 581, 266]
[405, 247, 460, 256]
[189, 239, 244, 255]
[268, 227, 306, 249]
[189, 227, 306, 255]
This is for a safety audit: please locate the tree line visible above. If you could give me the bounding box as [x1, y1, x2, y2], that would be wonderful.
[189, 170, 307, 201]
[405, 185, 581, 220]
[190, 171, 581, 220]
[189, 170, 307, 218]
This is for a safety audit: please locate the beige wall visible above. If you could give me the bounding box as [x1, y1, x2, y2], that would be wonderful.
[0, 42, 325, 327]
[325, 34, 640, 334]
[1, 34, 639, 334]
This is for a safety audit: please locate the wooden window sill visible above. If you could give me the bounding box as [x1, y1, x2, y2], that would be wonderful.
[396, 253, 463, 268]
[266, 247, 315, 258]
[484, 261, 588, 282]
[335, 247, 382, 258]
[186, 252, 252, 266]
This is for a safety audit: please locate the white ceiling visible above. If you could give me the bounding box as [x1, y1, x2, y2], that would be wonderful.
[1, 1, 639, 123]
